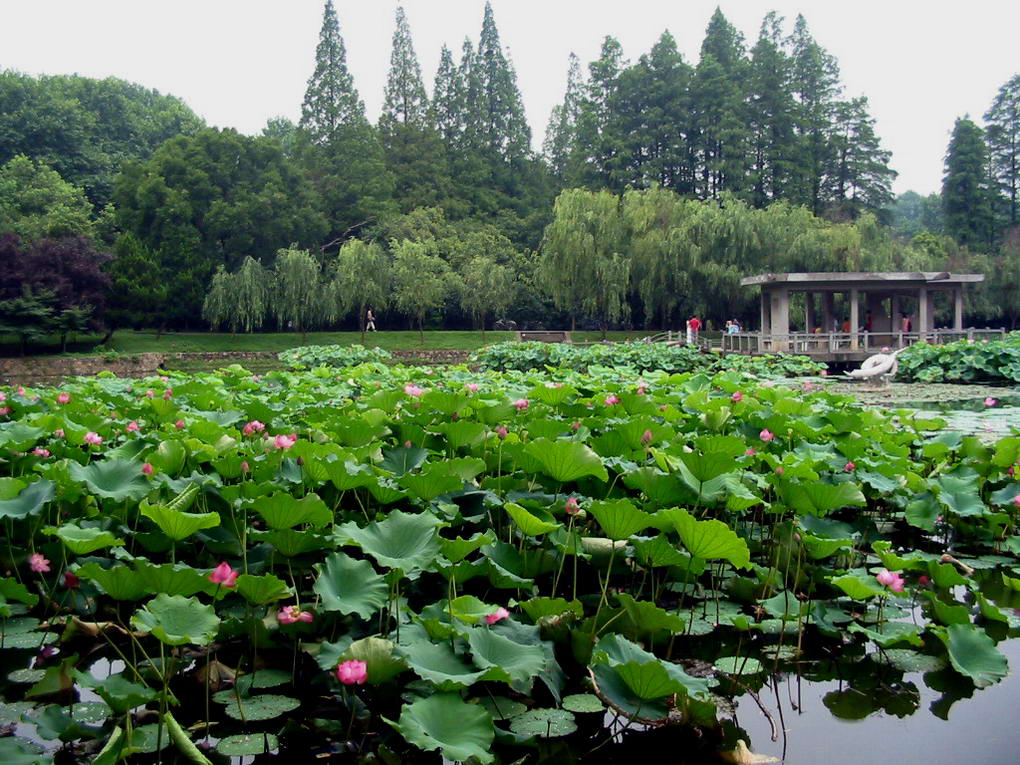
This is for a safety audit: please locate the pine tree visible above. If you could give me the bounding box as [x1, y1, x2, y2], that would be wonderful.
[747, 13, 798, 207]
[985, 74, 1020, 225]
[299, 0, 364, 143]
[299, 1, 394, 240]
[574, 36, 627, 188]
[787, 15, 841, 214]
[380, 6, 429, 130]
[474, 2, 531, 165]
[543, 53, 584, 181]
[380, 6, 450, 211]
[825, 97, 896, 220]
[942, 116, 995, 250]
[431, 45, 464, 146]
[692, 9, 750, 199]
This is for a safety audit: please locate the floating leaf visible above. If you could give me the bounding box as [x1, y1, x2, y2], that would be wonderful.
[714, 657, 764, 675]
[216, 734, 279, 756]
[222, 694, 300, 721]
[474, 696, 528, 720]
[561, 693, 604, 713]
[509, 708, 577, 739]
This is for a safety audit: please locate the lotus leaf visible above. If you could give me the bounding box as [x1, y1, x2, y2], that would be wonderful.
[313, 552, 388, 619]
[69, 459, 152, 502]
[131, 594, 220, 646]
[389, 694, 494, 765]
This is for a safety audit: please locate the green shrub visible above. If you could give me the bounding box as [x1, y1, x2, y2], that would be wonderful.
[897, 334, 1020, 383]
[470, 341, 823, 376]
[279, 344, 392, 369]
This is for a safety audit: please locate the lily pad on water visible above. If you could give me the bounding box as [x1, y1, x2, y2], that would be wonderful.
[561, 693, 604, 713]
[714, 656, 764, 676]
[0, 737, 49, 765]
[871, 649, 947, 674]
[474, 696, 528, 720]
[223, 694, 300, 721]
[509, 708, 577, 739]
[7, 668, 45, 684]
[216, 733, 279, 756]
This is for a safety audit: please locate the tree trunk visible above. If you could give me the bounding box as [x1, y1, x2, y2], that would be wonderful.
[418, 315, 425, 346]
[571, 315, 576, 332]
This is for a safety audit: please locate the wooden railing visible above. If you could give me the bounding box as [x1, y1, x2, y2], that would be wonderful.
[720, 328, 1005, 355]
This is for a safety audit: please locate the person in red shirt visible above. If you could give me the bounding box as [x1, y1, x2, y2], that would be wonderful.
[688, 316, 701, 344]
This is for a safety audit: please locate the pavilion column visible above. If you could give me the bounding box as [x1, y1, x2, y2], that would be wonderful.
[918, 287, 929, 341]
[805, 292, 814, 333]
[927, 291, 936, 331]
[822, 293, 834, 333]
[771, 287, 790, 352]
[954, 288, 963, 331]
[850, 288, 859, 350]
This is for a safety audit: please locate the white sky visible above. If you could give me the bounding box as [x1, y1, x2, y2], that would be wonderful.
[3, 0, 1018, 196]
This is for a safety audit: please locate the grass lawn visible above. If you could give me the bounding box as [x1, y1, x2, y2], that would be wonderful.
[2, 328, 661, 359]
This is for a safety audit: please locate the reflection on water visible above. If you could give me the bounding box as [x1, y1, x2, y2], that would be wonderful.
[734, 637, 1020, 765]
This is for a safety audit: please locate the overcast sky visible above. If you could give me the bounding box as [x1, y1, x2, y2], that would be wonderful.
[3, 1, 1018, 196]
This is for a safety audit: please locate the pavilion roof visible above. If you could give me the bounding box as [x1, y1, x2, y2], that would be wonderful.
[740, 272, 984, 288]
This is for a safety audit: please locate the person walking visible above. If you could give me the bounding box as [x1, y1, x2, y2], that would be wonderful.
[366, 308, 376, 332]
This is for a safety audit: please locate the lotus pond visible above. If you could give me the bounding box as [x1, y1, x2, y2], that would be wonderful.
[1, 361, 1019, 764]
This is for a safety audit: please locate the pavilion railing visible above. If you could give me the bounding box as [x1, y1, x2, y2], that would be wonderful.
[721, 328, 1005, 354]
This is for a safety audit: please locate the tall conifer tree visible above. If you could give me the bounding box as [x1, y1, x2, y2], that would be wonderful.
[300, 0, 363, 142]
[942, 117, 995, 249]
[985, 74, 1020, 225]
[543, 54, 584, 181]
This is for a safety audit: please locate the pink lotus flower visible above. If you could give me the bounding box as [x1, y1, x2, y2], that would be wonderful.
[277, 606, 314, 624]
[162, 389, 173, 400]
[545, 381, 562, 389]
[145, 390, 155, 398]
[820, 369, 829, 377]
[514, 398, 530, 411]
[336, 660, 368, 685]
[636, 385, 647, 395]
[32, 448, 50, 457]
[985, 397, 998, 407]
[844, 461, 856, 471]
[0, 407, 10, 416]
[84, 432, 103, 445]
[745, 447, 756, 456]
[465, 383, 480, 392]
[16, 386, 25, 396]
[803, 382, 817, 391]
[274, 433, 297, 450]
[404, 383, 424, 397]
[485, 606, 510, 625]
[565, 497, 580, 516]
[142, 462, 154, 475]
[759, 429, 774, 442]
[29, 553, 50, 573]
[495, 426, 508, 440]
[775, 466, 785, 475]
[571, 421, 581, 432]
[731, 391, 743, 402]
[0, 392, 5, 402]
[126, 421, 140, 433]
[641, 429, 653, 445]
[240, 461, 250, 473]
[56, 393, 71, 404]
[876, 568, 905, 593]
[918, 575, 930, 586]
[174, 420, 185, 430]
[54, 429, 65, 438]
[1013, 494, 1020, 508]
[403, 440, 412, 448]
[63, 571, 80, 589]
[251, 375, 261, 382]
[604, 394, 620, 406]
[243, 420, 266, 437]
[208, 562, 239, 588]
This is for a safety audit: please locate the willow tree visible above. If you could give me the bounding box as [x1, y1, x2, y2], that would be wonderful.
[460, 256, 514, 336]
[330, 239, 391, 341]
[273, 248, 325, 340]
[539, 188, 628, 335]
[391, 239, 457, 344]
[203, 257, 272, 334]
[623, 187, 699, 329]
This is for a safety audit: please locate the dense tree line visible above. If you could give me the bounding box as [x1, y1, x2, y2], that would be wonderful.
[2, 2, 1018, 341]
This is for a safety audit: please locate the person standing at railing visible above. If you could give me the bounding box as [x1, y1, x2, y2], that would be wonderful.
[687, 316, 701, 344]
